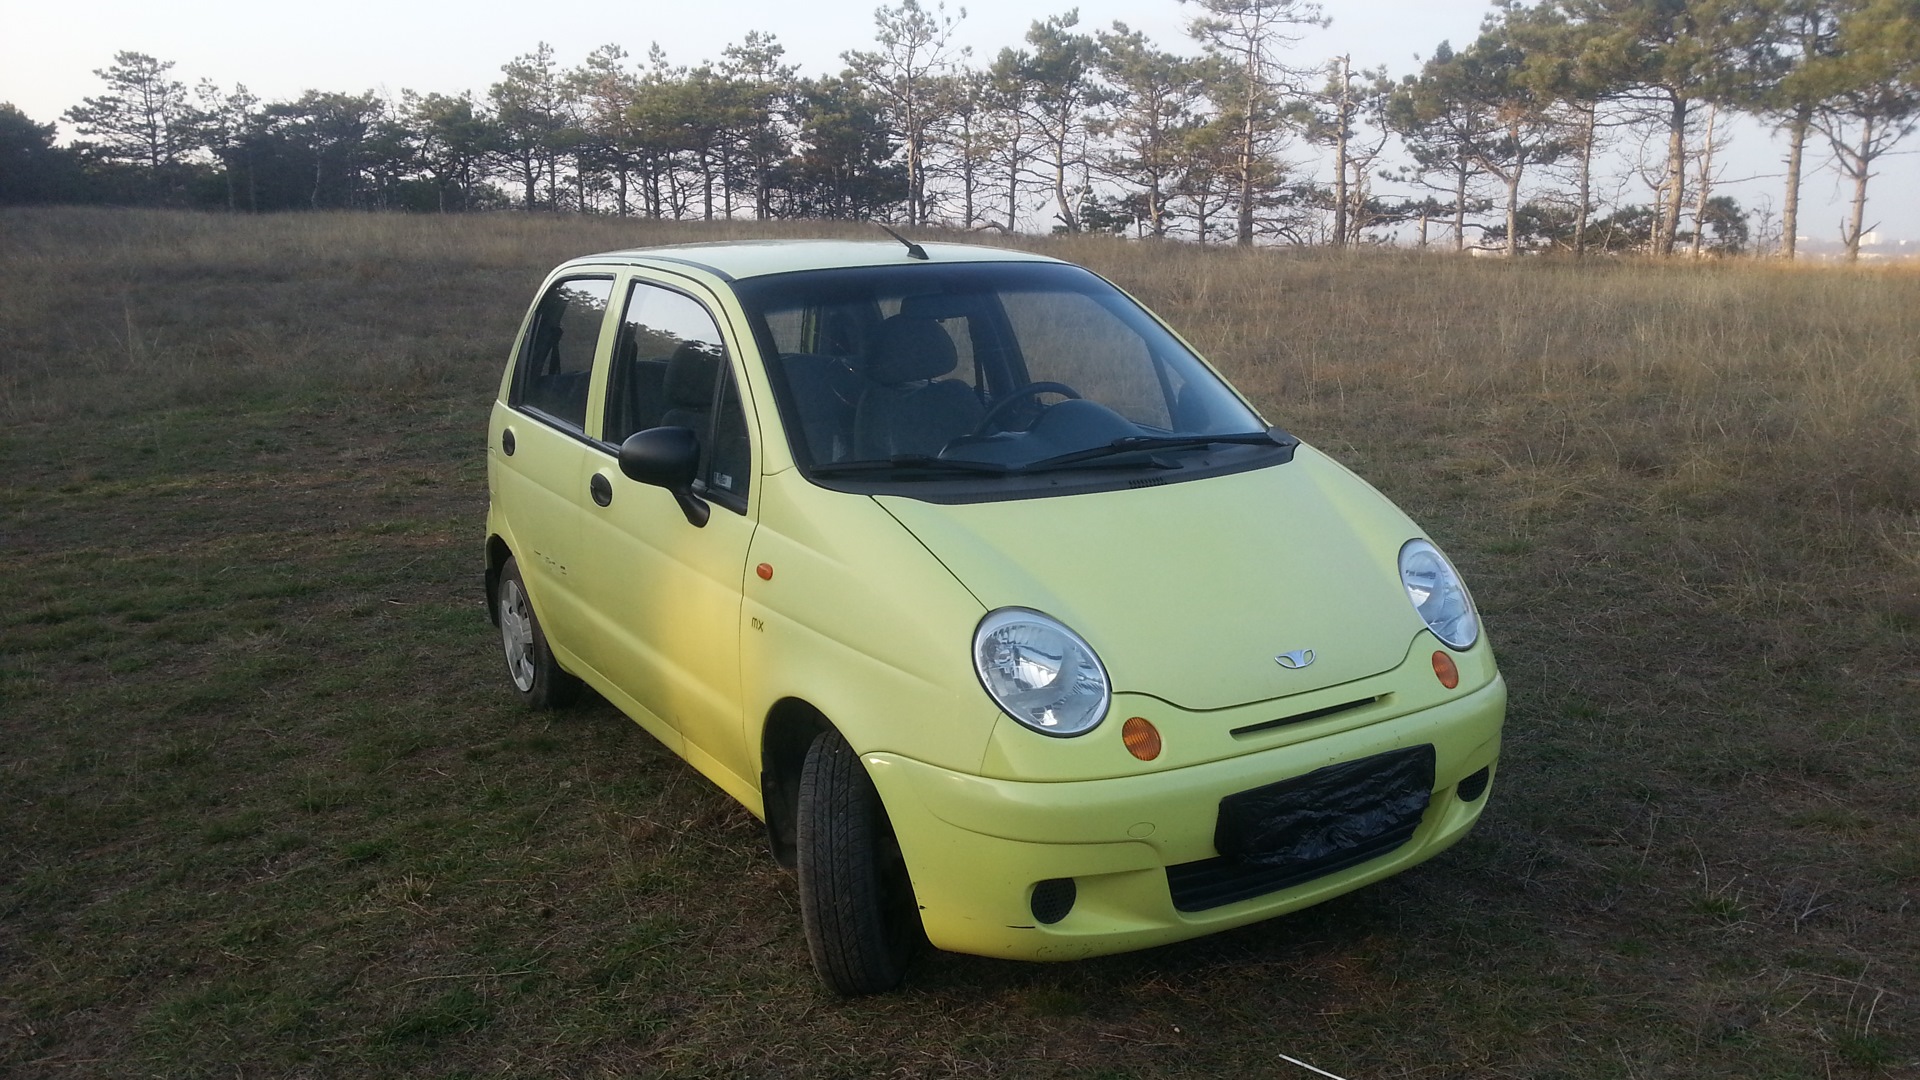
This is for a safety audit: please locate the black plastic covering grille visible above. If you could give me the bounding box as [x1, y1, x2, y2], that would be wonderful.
[1166, 745, 1435, 913]
[1166, 821, 1421, 912]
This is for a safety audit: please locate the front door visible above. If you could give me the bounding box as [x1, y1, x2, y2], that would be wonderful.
[573, 275, 759, 800]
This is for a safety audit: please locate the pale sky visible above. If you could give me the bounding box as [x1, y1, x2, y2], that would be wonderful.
[3, 0, 1913, 244]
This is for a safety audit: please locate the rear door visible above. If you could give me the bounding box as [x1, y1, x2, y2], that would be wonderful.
[492, 273, 617, 648]
[573, 273, 760, 799]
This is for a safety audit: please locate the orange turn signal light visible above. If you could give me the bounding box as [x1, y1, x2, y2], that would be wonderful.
[1432, 650, 1460, 689]
[1122, 716, 1162, 761]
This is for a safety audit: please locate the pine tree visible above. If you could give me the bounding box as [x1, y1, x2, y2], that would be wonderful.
[842, 0, 968, 226]
[1182, 0, 1327, 245]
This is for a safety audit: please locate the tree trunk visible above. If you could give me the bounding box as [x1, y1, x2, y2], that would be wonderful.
[1692, 105, 1719, 258]
[1237, 38, 1258, 247]
[1332, 56, 1350, 248]
[1236, 113, 1256, 246]
[1573, 103, 1595, 257]
[757, 150, 771, 220]
[1148, 166, 1165, 238]
[1453, 164, 1467, 252]
[1005, 145, 1020, 233]
[1504, 164, 1521, 258]
[962, 155, 975, 228]
[1052, 131, 1075, 231]
[905, 90, 921, 227]
[701, 149, 714, 222]
[1659, 93, 1687, 256]
[1782, 103, 1811, 260]
[1845, 116, 1873, 263]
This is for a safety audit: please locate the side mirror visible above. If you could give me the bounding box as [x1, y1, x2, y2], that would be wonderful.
[618, 427, 710, 527]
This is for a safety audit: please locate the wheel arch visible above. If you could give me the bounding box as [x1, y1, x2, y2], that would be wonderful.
[485, 534, 513, 626]
[760, 697, 835, 870]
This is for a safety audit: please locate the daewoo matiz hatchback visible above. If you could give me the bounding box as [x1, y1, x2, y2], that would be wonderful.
[484, 238, 1506, 995]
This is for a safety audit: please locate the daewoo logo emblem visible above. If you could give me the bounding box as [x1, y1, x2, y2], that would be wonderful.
[1275, 649, 1316, 670]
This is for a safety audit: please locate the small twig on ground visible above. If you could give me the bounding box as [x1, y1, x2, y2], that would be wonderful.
[1278, 1052, 1351, 1080]
[400, 970, 533, 985]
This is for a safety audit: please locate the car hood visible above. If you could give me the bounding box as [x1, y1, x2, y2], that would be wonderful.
[875, 448, 1426, 712]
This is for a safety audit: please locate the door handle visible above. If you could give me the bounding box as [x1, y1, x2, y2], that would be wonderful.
[589, 473, 613, 507]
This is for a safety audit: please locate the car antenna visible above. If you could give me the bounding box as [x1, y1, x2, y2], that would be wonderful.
[878, 224, 929, 261]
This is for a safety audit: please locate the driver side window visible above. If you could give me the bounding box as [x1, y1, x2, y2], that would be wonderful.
[605, 279, 751, 507]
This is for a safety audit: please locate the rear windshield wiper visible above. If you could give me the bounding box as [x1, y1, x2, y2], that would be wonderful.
[1014, 428, 1296, 473]
[809, 454, 1012, 478]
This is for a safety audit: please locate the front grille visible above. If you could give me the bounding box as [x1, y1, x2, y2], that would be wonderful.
[1167, 822, 1420, 912]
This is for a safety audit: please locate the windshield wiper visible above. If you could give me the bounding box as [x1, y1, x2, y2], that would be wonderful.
[1014, 428, 1295, 473]
[810, 454, 1011, 477]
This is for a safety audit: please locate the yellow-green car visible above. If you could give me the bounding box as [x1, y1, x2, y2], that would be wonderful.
[485, 239, 1505, 995]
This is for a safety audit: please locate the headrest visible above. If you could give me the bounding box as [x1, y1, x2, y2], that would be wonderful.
[867, 315, 958, 384]
[664, 341, 722, 407]
[900, 292, 975, 321]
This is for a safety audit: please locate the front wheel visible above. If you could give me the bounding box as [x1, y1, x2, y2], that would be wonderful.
[495, 556, 582, 709]
[797, 728, 921, 995]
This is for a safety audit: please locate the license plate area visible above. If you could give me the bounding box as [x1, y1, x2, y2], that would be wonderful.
[1167, 745, 1436, 912]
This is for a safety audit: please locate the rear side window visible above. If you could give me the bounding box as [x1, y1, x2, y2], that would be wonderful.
[512, 277, 613, 430]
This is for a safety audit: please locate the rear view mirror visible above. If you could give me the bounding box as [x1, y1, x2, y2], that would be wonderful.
[618, 427, 709, 527]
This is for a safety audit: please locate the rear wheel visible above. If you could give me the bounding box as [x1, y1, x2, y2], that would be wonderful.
[495, 556, 582, 709]
[797, 728, 920, 995]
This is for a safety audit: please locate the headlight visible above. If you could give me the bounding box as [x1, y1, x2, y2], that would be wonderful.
[973, 608, 1110, 737]
[1399, 538, 1480, 650]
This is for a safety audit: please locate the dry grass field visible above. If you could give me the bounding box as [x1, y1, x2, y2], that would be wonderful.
[2, 207, 1916, 1078]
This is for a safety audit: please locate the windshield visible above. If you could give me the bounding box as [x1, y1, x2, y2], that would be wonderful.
[734, 261, 1271, 484]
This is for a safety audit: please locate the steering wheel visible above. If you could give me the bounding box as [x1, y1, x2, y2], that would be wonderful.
[971, 382, 1082, 436]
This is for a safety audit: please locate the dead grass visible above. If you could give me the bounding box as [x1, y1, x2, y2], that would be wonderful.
[1, 206, 1916, 1077]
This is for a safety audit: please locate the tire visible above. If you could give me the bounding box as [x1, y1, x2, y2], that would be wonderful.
[494, 556, 582, 709]
[797, 728, 921, 995]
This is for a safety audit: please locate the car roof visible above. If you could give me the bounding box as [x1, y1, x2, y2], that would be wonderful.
[559, 239, 1066, 282]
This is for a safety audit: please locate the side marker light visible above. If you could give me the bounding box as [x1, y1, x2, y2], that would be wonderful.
[1432, 650, 1460, 689]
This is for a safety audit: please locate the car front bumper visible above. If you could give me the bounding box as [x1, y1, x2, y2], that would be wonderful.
[865, 674, 1506, 961]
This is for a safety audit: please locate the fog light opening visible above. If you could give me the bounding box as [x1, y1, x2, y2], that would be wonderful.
[1456, 766, 1490, 802]
[1431, 650, 1460, 689]
[1122, 716, 1162, 761]
[1030, 878, 1077, 925]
